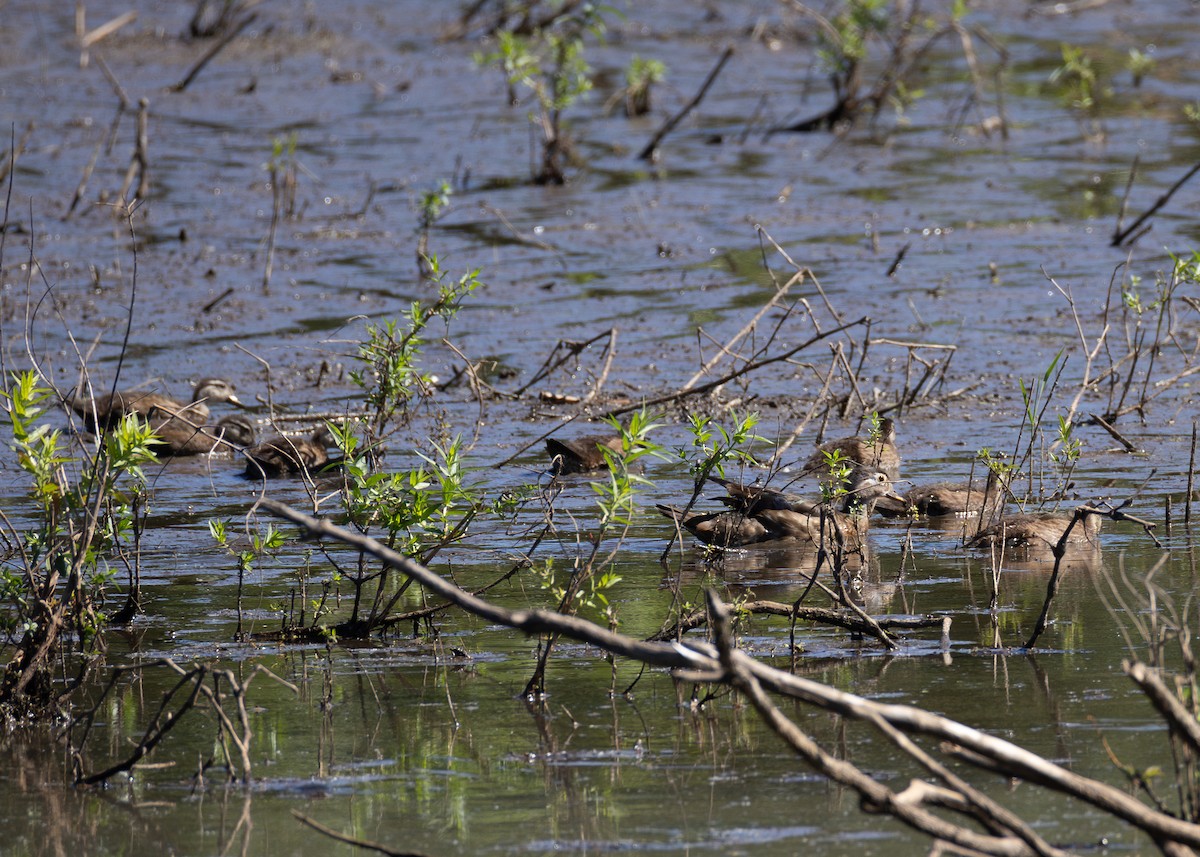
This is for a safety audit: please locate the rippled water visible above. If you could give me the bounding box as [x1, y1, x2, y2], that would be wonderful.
[3, 1, 1200, 854]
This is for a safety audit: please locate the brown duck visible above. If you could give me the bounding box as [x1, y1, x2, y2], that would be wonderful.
[69, 377, 244, 431]
[244, 425, 336, 477]
[877, 468, 1008, 519]
[545, 434, 624, 474]
[967, 506, 1103, 551]
[804, 417, 900, 482]
[150, 413, 256, 457]
[657, 465, 903, 549]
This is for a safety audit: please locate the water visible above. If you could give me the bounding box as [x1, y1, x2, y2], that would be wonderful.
[3, 0, 1200, 854]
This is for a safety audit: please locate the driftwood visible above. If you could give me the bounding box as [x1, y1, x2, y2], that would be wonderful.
[261, 499, 1200, 855]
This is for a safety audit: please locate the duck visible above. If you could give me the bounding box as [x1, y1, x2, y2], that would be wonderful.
[804, 417, 900, 482]
[657, 465, 903, 550]
[69, 377, 244, 431]
[545, 433, 624, 474]
[877, 467, 1008, 519]
[243, 425, 336, 477]
[966, 506, 1103, 551]
[149, 413, 257, 457]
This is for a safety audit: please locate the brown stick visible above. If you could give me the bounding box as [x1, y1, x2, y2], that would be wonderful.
[638, 46, 734, 161]
[170, 12, 257, 93]
[1090, 412, 1137, 452]
[706, 593, 1064, 857]
[1125, 659, 1200, 755]
[259, 499, 1200, 850]
[684, 270, 800, 390]
[1112, 159, 1200, 247]
[292, 811, 431, 857]
[647, 598, 944, 643]
[1188, 421, 1196, 526]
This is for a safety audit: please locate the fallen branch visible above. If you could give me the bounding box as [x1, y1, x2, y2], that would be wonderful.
[260, 499, 1200, 851]
[648, 598, 944, 643]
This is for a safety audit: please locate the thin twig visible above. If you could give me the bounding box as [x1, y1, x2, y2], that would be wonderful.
[1112, 159, 1200, 247]
[170, 12, 257, 93]
[638, 46, 734, 161]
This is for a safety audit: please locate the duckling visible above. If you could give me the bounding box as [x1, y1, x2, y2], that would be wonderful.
[804, 417, 900, 482]
[545, 433, 624, 474]
[658, 466, 903, 549]
[966, 506, 1103, 551]
[877, 467, 1008, 519]
[150, 413, 256, 457]
[243, 425, 336, 477]
[69, 377, 244, 431]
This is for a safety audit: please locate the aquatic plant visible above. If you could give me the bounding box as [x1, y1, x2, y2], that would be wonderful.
[266, 502, 1200, 854]
[523, 409, 663, 697]
[778, 0, 1005, 135]
[261, 132, 298, 293]
[619, 55, 665, 117]
[0, 371, 157, 719]
[474, 3, 609, 183]
[415, 178, 453, 278]
[350, 255, 480, 466]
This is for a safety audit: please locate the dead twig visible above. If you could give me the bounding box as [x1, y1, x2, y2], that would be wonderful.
[292, 811, 430, 856]
[116, 98, 150, 212]
[638, 46, 734, 161]
[259, 499, 1200, 852]
[600, 315, 869, 420]
[170, 12, 257, 93]
[1112, 159, 1200, 247]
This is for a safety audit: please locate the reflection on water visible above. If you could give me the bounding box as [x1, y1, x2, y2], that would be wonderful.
[2, 0, 1200, 854]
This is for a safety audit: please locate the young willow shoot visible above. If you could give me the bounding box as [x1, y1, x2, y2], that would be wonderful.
[1, 371, 157, 716]
[474, 4, 610, 183]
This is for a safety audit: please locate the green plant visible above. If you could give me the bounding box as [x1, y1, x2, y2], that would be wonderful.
[474, 4, 609, 183]
[1, 371, 157, 716]
[1125, 47, 1155, 88]
[349, 256, 480, 464]
[523, 410, 664, 697]
[416, 179, 452, 278]
[622, 55, 665, 117]
[209, 519, 287, 639]
[1049, 43, 1099, 114]
[781, 0, 995, 133]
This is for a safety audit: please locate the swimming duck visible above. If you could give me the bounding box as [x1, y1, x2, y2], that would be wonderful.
[804, 417, 900, 482]
[877, 467, 1008, 519]
[657, 465, 903, 549]
[149, 413, 256, 457]
[545, 433, 624, 474]
[244, 425, 336, 477]
[966, 506, 1103, 551]
[69, 377, 244, 431]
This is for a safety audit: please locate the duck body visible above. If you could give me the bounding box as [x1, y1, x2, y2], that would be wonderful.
[244, 425, 335, 477]
[150, 414, 256, 457]
[967, 508, 1102, 551]
[70, 378, 243, 431]
[659, 467, 903, 550]
[878, 469, 1008, 519]
[545, 434, 624, 474]
[804, 417, 900, 482]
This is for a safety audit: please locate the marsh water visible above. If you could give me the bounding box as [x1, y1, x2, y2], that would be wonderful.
[3, 1, 1200, 854]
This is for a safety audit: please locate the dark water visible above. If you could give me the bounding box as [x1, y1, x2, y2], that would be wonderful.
[3, 1, 1200, 854]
